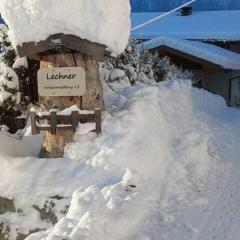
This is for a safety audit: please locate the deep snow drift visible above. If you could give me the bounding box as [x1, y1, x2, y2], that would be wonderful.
[0, 0, 131, 55]
[0, 79, 240, 240]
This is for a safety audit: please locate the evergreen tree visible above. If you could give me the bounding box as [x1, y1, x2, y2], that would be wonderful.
[0, 25, 29, 133]
[0, 29, 16, 67]
[101, 39, 155, 91]
[152, 56, 196, 83]
[0, 65, 21, 114]
[101, 39, 197, 91]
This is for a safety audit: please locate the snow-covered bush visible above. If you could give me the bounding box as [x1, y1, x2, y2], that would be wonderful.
[152, 56, 197, 83]
[0, 27, 16, 67]
[0, 64, 20, 107]
[0, 26, 29, 132]
[0, 63, 26, 133]
[101, 39, 198, 90]
[101, 39, 154, 87]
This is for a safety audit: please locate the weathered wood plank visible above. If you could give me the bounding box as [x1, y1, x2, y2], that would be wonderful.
[39, 54, 76, 158]
[95, 109, 102, 134]
[80, 58, 104, 110]
[50, 111, 57, 135]
[40, 130, 73, 158]
[34, 110, 101, 134]
[38, 126, 73, 132]
[31, 111, 39, 135]
[71, 111, 79, 132]
[38, 52, 103, 158]
[61, 34, 107, 60]
[36, 114, 95, 123]
[17, 33, 108, 60]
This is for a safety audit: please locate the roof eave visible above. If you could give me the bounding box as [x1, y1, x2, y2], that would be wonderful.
[17, 33, 110, 60]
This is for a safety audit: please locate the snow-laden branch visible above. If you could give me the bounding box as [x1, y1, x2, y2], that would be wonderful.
[131, 0, 199, 31]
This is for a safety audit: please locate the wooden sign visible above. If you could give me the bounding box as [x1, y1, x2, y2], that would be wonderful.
[37, 67, 86, 96]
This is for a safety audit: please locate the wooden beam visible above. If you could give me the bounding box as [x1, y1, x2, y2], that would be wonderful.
[17, 33, 108, 60]
[17, 41, 54, 58]
[36, 114, 95, 124]
[95, 109, 102, 134]
[61, 34, 107, 60]
[31, 111, 39, 135]
[71, 111, 79, 132]
[50, 111, 57, 135]
[33, 110, 101, 135]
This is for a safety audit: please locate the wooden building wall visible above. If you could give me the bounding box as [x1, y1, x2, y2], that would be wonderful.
[205, 41, 240, 54]
[151, 46, 240, 106]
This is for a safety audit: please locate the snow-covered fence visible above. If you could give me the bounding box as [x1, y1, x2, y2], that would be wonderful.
[31, 109, 101, 136]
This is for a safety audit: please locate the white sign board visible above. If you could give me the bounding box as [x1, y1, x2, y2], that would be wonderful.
[37, 67, 86, 97]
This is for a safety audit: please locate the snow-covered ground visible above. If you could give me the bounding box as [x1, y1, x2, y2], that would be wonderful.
[0, 79, 240, 240]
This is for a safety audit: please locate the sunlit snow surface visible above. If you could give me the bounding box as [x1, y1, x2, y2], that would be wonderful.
[0, 79, 240, 239]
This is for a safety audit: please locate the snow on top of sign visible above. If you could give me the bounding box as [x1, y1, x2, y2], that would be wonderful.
[131, 10, 240, 41]
[0, 0, 131, 56]
[142, 36, 240, 70]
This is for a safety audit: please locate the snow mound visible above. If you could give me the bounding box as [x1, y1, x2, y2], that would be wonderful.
[20, 80, 240, 240]
[0, 132, 29, 157]
[0, 0, 131, 55]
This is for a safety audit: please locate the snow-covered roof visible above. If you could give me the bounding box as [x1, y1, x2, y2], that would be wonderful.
[0, 0, 131, 56]
[131, 10, 240, 41]
[143, 36, 240, 70]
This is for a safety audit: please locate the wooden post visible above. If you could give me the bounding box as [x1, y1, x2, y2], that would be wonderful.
[71, 111, 79, 133]
[50, 111, 57, 135]
[39, 53, 103, 158]
[31, 111, 39, 135]
[95, 109, 102, 135]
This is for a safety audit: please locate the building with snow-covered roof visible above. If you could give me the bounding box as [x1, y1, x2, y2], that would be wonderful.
[144, 37, 240, 71]
[132, 9, 240, 106]
[142, 36, 240, 106]
[131, 10, 240, 53]
[131, 10, 240, 41]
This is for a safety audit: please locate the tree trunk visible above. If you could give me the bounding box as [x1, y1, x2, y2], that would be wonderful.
[39, 53, 103, 158]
